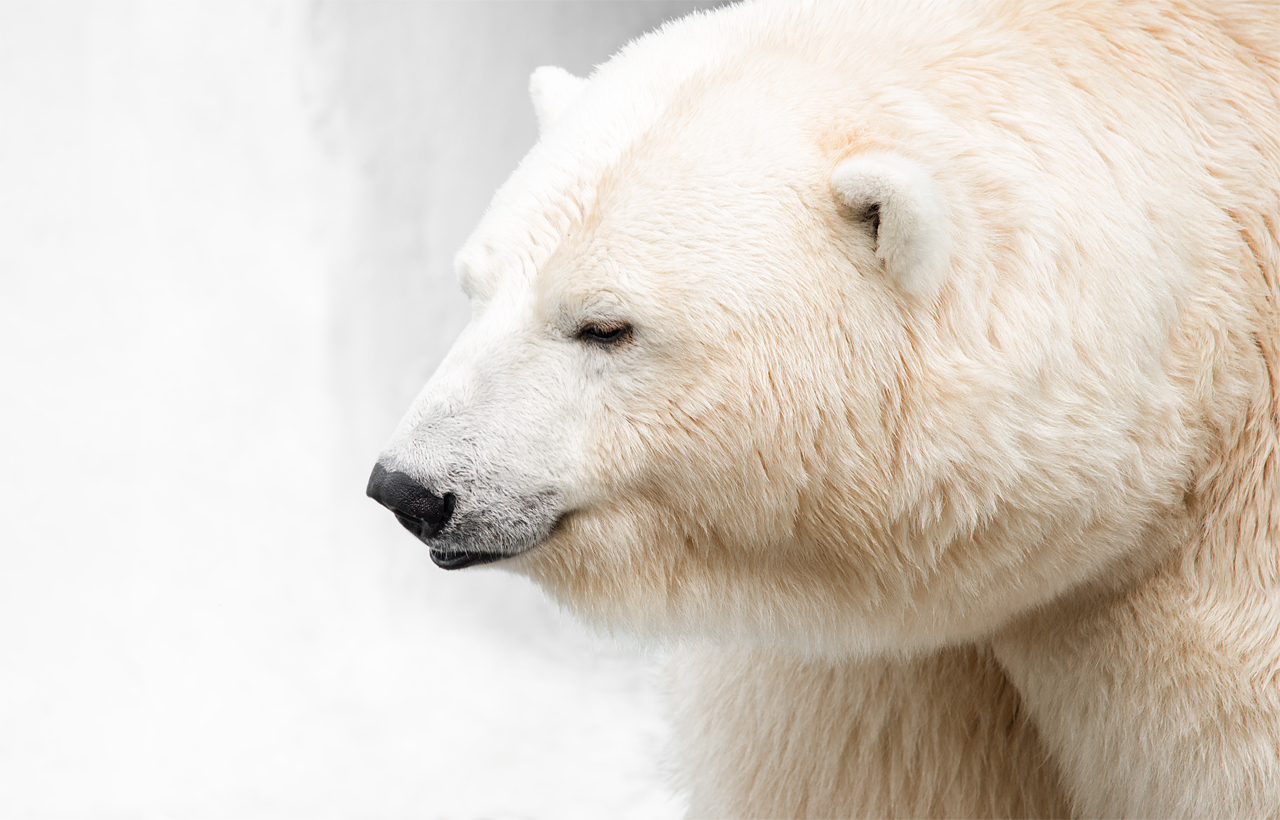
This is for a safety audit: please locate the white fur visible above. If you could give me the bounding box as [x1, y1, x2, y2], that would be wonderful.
[380, 0, 1280, 815]
[528, 65, 587, 134]
[832, 153, 950, 297]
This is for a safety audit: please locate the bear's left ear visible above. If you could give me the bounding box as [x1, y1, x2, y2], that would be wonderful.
[832, 153, 951, 297]
[529, 65, 587, 135]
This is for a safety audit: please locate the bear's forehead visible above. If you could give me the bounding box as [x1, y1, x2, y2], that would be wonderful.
[454, 0, 977, 304]
[459, 70, 834, 305]
[451, 4, 873, 301]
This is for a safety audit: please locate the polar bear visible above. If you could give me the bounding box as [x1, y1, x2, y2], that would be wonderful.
[367, 1, 1280, 816]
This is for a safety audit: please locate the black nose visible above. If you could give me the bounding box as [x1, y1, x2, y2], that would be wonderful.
[366, 463, 456, 540]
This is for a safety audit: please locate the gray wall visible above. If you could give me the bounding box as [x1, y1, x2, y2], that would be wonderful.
[0, 2, 721, 817]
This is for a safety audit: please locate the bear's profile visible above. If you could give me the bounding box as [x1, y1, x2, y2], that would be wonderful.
[368, 1, 1280, 816]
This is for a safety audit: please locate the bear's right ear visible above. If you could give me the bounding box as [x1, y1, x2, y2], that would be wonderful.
[529, 66, 587, 135]
[832, 153, 950, 298]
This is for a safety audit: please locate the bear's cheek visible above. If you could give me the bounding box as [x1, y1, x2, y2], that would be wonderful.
[584, 352, 796, 533]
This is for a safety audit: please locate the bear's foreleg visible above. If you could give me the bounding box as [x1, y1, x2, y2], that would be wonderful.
[994, 568, 1280, 818]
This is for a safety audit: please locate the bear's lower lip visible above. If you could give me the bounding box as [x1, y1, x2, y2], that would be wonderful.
[429, 547, 507, 570]
[427, 512, 569, 570]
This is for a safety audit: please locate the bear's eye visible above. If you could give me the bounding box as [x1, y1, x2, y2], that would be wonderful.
[576, 321, 633, 346]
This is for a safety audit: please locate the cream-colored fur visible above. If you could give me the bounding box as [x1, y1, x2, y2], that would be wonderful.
[378, 0, 1279, 815]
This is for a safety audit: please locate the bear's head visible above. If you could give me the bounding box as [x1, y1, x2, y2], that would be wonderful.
[370, 6, 1239, 654]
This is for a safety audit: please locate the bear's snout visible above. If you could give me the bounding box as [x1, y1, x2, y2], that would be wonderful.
[365, 463, 513, 570]
[366, 463, 455, 539]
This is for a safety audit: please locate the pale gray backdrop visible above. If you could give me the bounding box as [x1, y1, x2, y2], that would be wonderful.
[0, 3, 721, 817]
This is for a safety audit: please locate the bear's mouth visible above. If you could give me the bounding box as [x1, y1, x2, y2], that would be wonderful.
[427, 512, 570, 570]
[428, 547, 508, 570]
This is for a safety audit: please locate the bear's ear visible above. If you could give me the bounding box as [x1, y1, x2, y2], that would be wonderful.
[832, 153, 950, 297]
[529, 65, 587, 134]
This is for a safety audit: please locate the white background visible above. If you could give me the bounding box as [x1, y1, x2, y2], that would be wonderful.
[0, 3, 719, 817]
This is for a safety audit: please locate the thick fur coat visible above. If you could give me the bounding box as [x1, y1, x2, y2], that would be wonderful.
[370, 1, 1280, 815]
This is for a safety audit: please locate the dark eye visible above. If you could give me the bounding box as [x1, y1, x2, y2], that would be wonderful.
[576, 321, 633, 346]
